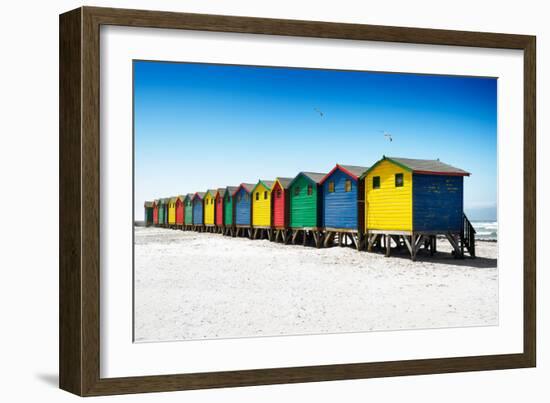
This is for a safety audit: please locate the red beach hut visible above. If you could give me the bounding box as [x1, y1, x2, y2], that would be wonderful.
[152, 199, 159, 225]
[272, 177, 293, 229]
[175, 195, 184, 228]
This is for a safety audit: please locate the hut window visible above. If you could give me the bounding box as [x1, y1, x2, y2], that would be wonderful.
[277, 189, 282, 198]
[264, 191, 268, 200]
[255, 192, 259, 201]
[373, 176, 380, 189]
[237, 194, 242, 202]
[307, 185, 313, 195]
[245, 194, 249, 202]
[345, 179, 352, 192]
[294, 186, 300, 196]
[395, 173, 404, 187]
[328, 181, 335, 193]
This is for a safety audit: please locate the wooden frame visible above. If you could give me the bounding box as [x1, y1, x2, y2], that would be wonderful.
[60, 6, 536, 396]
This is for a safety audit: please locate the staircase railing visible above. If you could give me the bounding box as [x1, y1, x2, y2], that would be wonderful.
[462, 213, 476, 258]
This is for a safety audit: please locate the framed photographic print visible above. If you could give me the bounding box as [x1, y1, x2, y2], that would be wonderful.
[59, 6, 536, 396]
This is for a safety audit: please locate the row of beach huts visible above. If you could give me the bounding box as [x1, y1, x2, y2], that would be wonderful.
[143, 156, 476, 260]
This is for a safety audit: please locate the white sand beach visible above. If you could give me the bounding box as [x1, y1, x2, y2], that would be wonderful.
[134, 227, 498, 342]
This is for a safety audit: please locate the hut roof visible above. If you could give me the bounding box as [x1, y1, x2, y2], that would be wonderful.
[169, 196, 178, 203]
[320, 164, 369, 183]
[288, 172, 326, 188]
[144, 201, 153, 208]
[184, 193, 193, 202]
[192, 192, 205, 200]
[362, 156, 470, 177]
[274, 177, 293, 189]
[252, 179, 275, 193]
[216, 188, 226, 198]
[205, 189, 217, 198]
[233, 183, 255, 196]
[225, 186, 239, 195]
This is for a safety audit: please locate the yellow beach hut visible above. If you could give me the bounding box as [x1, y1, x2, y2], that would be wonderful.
[168, 196, 178, 228]
[251, 179, 274, 240]
[204, 189, 217, 231]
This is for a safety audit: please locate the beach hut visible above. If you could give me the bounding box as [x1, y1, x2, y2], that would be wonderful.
[158, 198, 167, 227]
[214, 188, 225, 230]
[222, 186, 238, 236]
[152, 200, 159, 226]
[288, 172, 326, 247]
[320, 164, 369, 249]
[362, 156, 475, 259]
[183, 193, 194, 230]
[233, 183, 255, 237]
[175, 195, 184, 229]
[251, 180, 275, 240]
[271, 177, 293, 243]
[144, 201, 154, 227]
[168, 196, 178, 228]
[192, 192, 205, 231]
[204, 189, 217, 232]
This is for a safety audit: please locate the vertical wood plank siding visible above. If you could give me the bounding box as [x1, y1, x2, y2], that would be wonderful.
[168, 198, 177, 225]
[153, 202, 158, 225]
[204, 192, 215, 225]
[158, 200, 165, 224]
[192, 198, 203, 225]
[176, 197, 184, 225]
[413, 174, 463, 232]
[289, 175, 319, 228]
[144, 207, 153, 225]
[215, 194, 224, 226]
[235, 188, 251, 225]
[366, 160, 413, 231]
[224, 192, 234, 225]
[184, 196, 193, 224]
[322, 169, 358, 229]
[252, 183, 271, 226]
[272, 182, 286, 227]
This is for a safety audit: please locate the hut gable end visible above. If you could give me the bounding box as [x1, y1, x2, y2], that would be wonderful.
[366, 159, 413, 231]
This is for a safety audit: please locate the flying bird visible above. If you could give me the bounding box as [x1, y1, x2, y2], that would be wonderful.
[380, 130, 393, 142]
[314, 107, 324, 117]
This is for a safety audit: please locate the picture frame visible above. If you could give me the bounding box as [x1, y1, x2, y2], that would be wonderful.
[59, 6, 536, 396]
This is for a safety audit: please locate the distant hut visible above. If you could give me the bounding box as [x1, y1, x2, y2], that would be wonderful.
[204, 189, 217, 232]
[158, 198, 167, 227]
[222, 186, 238, 236]
[288, 172, 326, 247]
[168, 196, 178, 228]
[192, 192, 205, 231]
[175, 195, 184, 229]
[183, 193, 194, 230]
[214, 188, 229, 234]
[362, 156, 475, 260]
[152, 200, 159, 226]
[144, 201, 154, 227]
[271, 177, 293, 243]
[233, 183, 255, 238]
[251, 180, 275, 240]
[320, 164, 369, 249]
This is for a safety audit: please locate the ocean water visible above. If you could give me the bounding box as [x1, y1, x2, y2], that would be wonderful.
[471, 221, 498, 241]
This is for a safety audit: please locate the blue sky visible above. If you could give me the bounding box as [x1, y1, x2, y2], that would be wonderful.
[134, 61, 497, 221]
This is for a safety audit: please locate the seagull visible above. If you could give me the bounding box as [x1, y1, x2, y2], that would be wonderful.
[314, 107, 324, 117]
[380, 130, 393, 142]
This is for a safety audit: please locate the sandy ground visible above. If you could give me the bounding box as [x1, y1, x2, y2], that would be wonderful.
[134, 227, 498, 342]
